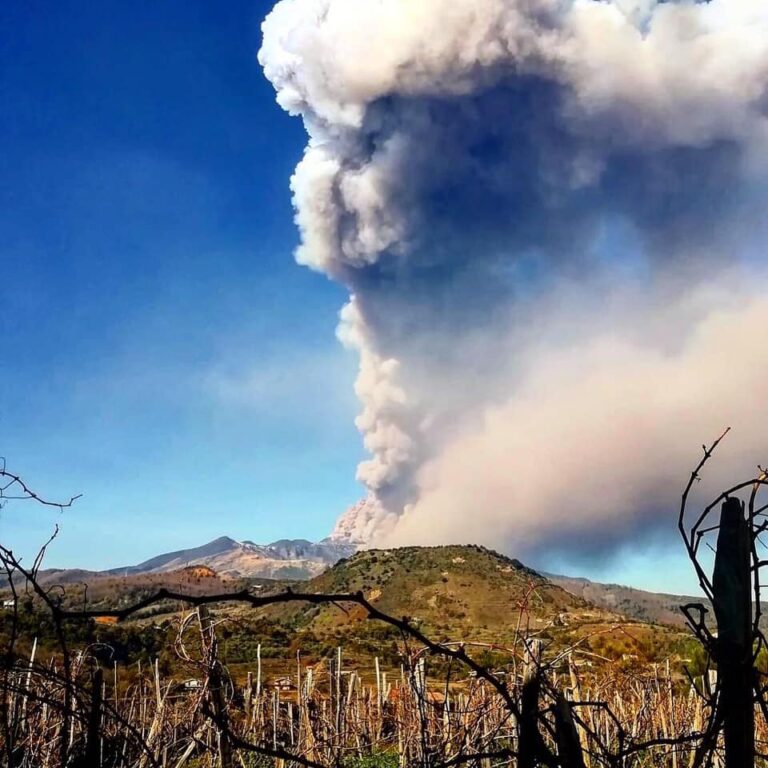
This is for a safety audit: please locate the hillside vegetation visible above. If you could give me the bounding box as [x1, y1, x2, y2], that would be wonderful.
[213, 545, 690, 675]
[2, 545, 694, 678]
[269, 545, 591, 639]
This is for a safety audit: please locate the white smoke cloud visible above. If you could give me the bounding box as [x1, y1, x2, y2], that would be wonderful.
[378, 291, 768, 553]
[260, 0, 768, 557]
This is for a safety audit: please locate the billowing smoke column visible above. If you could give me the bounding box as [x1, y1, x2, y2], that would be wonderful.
[260, 0, 768, 558]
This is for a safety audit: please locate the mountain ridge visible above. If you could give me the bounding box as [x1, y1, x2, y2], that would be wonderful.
[103, 535, 358, 580]
[25, 535, 713, 630]
[2, 545, 691, 674]
[545, 572, 711, 630]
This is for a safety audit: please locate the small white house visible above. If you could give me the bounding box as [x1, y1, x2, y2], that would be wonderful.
[1, 598, 16, 610]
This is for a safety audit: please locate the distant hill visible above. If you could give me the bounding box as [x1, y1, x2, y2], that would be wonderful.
[544, 573, 768, 632]
[1, 535, 356, 594]
[104, 535, 357, 580]
[547, 573, 698, 628]
[262, 545, 624, 645]
[2, 545, 691, 673]
[11, 535, 727, 634]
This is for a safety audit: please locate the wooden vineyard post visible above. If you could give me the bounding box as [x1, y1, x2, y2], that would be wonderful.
[83, 666, 103, 767]
[553, 691, 586, 768]
[518, 638, 554, 768]
[712, 496, 754, 768]
[198, 606, 232, 768]
[518, 673, 540, 768]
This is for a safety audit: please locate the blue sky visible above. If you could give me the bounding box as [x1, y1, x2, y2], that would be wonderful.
[0, 2, 717, 595]
[1, 1, 364, 568]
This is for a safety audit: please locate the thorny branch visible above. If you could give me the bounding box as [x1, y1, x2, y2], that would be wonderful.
[0, 458, 82, 511]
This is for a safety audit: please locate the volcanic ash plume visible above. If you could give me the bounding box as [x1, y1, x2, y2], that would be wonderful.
[260, 0, 768, 558]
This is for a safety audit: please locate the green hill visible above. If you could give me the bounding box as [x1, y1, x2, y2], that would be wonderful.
[262, 545, 613, 645]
